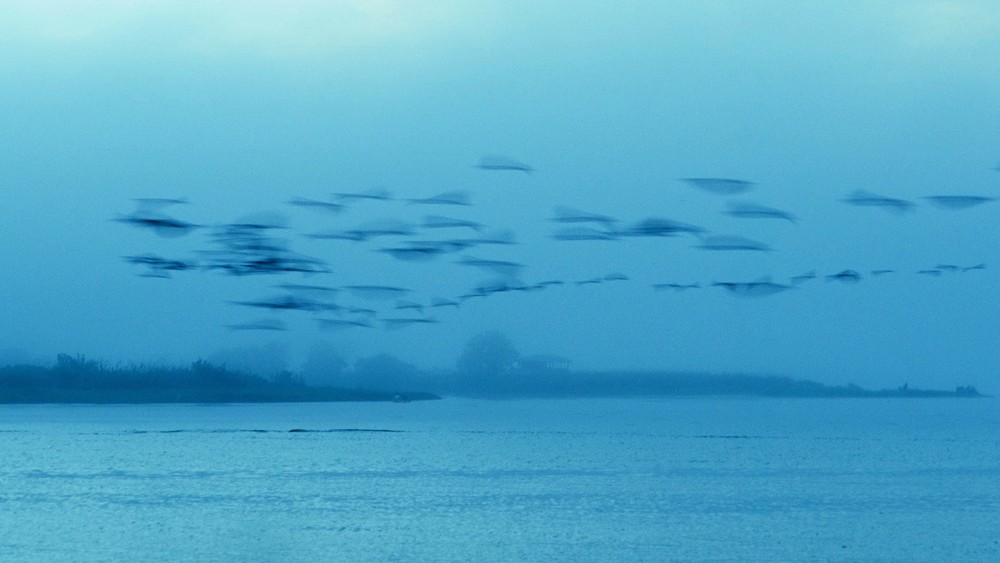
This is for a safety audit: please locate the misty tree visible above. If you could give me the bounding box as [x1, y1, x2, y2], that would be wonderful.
[349, 353, 424, 392]
[456, 331, 519, 379]
[300, 341, 348, 386]
[53, 353, 102, 382]
[208, 341, 290, 378]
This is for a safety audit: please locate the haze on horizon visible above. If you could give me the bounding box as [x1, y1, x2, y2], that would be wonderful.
[2, 1, 999, 391]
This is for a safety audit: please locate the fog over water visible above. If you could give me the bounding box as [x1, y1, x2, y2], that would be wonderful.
[2, 1, 999, 390]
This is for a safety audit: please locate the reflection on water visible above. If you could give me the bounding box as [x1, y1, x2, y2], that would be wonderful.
[1, 398, 997, 561]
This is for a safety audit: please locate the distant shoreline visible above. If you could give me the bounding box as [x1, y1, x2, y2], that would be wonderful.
[0, 355, 985, 404]
[0, 356, 440, 405]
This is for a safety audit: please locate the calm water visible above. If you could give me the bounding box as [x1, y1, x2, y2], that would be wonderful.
[0, 398, 997, 561]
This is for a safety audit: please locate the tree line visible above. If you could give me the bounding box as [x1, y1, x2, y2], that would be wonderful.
[0, 333, 984, 402]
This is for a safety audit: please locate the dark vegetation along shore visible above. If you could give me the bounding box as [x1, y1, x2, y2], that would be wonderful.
[0, 355, 438, 404]
[0, 352, 985, 404]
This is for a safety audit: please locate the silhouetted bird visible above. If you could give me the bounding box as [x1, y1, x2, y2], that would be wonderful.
[467, 278, 526, 297]
[229, 294, 326, 312]
[312, 219, 415, 242]
[682, 178, 755, 195]
[448, 228, 518, 247]
[383, 317, 440, 330]
[724, 201, 797, 223]
[621, 217, 705, 238]
[123, 254, 197, 277]
[115, 213, 200, 238]
[430, 297, 461, 308]
[377, 241, 455, 262]
[406, 190, 472, 206]
[317, 318, 373, 330]
[826, 270, 862, 282]
[550, 226, 619, 241]
[653, 282, 700, 291]
[789, 270, 817, 284]
[332, 188, 394, 202]
[287, 197, 346, 213]
[696, 235, 771, 251]
[457, 256, 526, 279]
[550, 206, 617, 226]
[421, 215, 484, 232]
[922, 195, 995, 210]
[394, 300, 425, 314]
[841, 190, 915, 212]
[711, 279, 792, 297]
[204, 252, 328, 276]
[275, 283, 339, 294]
[346, 306, 378, 316]
[475, 155, 533, 173]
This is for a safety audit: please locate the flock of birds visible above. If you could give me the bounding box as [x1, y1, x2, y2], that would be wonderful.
[114, 155, 995, 331]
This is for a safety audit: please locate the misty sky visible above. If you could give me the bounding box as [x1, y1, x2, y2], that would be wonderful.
[2, 1, 999, 390]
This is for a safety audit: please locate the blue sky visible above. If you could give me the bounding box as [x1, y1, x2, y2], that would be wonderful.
[2, 1, 999, 389]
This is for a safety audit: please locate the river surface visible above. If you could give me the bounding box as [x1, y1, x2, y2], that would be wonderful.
[0, 398, 997, 561]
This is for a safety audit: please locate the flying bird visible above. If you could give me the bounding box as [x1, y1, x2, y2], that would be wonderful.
[332, 188, 394, 202]
[132, 197, 189, 208]
[275, 283, 339, 294]
[922, 195, 995, 210]
[229, 294, 326, 312]
[475, 155, 533, 173]
[621, 217, 705, 238]
[312, 219, 415, 242]
[826, 270, 862, 283]
[711, 279, 792, 297]
[406, 190, 472, 206]
[449, 229, 518, 247]
[377, 241, 457, 262]
[382, 317, 440, 330]
[421, 215, 484, 232]
[456, 256, 526, 279]
[342, 285, 411, 301]
[287, 197, 346, 213]
[430, 297, 461, 308]
[550, 226, 619, 241]
[841, 190, 915, 213]
[123, 254, 197, 277]
[653, 282, 700, 291]
[724, 201, 797, 223]
[789, 271, 817, 284]
[682, 178, 755, 195]
[115, 212, 200, 238]
[550, 206, 618, 226]
[317, 318, 374, 330]
[224, 319, 287, 331]
[394, 300, 425, 314]
[696, 235, 771, 251]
